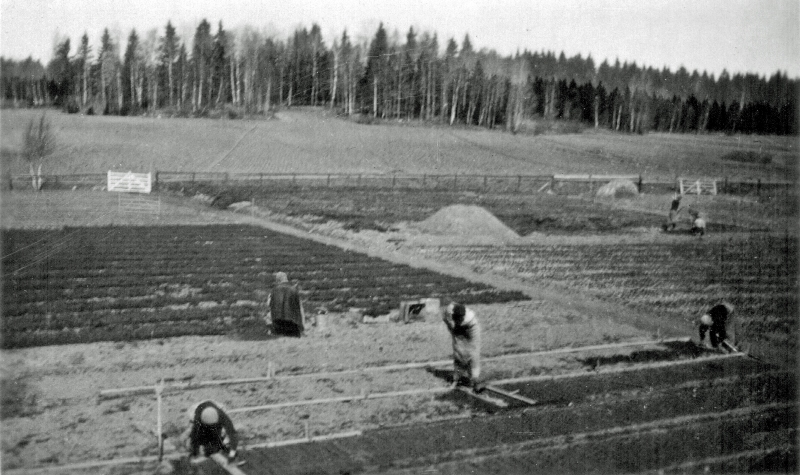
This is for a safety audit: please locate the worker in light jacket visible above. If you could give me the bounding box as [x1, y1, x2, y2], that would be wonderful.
[442, 302, 484, 392]
[266, 271, 306, 337]
[181, 400, 239, 462]
[690, 209, 707, 236]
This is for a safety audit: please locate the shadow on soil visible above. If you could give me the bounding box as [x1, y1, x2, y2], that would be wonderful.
[229, 323, 286, 342]
[576, 340, 714, 369]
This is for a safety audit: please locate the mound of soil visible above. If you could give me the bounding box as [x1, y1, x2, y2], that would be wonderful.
[414, 205, 519, 241]
[596, 179, 638, 198]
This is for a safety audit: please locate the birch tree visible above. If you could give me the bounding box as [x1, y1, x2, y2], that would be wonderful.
[77, 33, 92, 107]
[160, 22, 180, 108]
[123, 29, 141, 111]
[22, 113, 56, 190]
[192, 20, 212, 111]
[142, 29, 159, 111]
[364, 23, 388, 118]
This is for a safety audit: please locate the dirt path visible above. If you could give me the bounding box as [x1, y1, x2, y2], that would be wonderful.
[219, 204, 691, 340]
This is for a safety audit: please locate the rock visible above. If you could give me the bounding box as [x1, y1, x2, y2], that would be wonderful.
[228, 201, 252, 211]
[154, 460, 174, 474]
[192, 193, 215, 204]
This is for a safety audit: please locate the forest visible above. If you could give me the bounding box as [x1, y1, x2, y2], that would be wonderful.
[1, 20, 797, 135]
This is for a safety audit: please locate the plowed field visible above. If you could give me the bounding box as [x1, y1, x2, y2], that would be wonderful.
[1, 186, 796, 475]
[180, 349, 796, 475]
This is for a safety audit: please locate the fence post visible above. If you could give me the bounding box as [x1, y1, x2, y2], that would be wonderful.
[327, 174, 331, 187]
[154, 171, 159, 189]
[637, 175, 642, 193]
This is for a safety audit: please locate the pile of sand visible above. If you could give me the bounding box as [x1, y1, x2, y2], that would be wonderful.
[413, 204, 519, 240]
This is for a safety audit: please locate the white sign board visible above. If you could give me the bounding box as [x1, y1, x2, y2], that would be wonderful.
[108, 171, 152, 194]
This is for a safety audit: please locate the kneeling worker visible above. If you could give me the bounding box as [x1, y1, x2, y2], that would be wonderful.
[699, 302, 737, 352]
[442, 302, 484, 392]
[181, 400, 239, 462]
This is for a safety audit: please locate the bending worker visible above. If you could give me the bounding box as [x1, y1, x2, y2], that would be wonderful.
[181, 400, 238, 462]
[699, 302, 737, 352]
[689, 209, 707, 236]
[442, 302, 484, 392]
[267, 271, 306, 337]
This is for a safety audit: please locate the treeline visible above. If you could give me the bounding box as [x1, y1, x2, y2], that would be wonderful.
[1, 20, 797, 135]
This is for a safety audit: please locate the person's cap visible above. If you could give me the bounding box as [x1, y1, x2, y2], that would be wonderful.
[700, 314, 713, 326]
[275, 272, 288, 283]
[451, 303, 466, 318]
[201, 406, 219, 425]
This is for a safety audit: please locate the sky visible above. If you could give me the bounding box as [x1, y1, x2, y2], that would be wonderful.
[1, 0, 799, 79]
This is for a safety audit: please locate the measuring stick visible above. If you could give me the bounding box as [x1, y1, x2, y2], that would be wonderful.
[156, 379, 164, 462]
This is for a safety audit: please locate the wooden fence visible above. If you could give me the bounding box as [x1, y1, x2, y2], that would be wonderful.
[4, 172, 796, 196]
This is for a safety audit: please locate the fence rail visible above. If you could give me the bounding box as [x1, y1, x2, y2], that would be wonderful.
[4, 172, 796, 196]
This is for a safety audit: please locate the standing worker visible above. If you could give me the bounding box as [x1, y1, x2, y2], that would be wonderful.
[181, 400, 239, 462]
[699, 302, 737, 352]
[442, 302, 484, 392]
[664, 194, 683, 231]
[267, 271, 306, 337]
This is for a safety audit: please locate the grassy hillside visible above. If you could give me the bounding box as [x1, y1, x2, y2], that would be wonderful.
[1, 107, 796, 181]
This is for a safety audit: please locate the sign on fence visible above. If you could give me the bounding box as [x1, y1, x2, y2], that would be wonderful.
[117, 193, 160, 215]
[679, 178, 717, 195]
[108, 171, 152, 194]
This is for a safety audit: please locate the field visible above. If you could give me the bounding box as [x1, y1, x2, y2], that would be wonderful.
[418, 234, 798, 366]
[168, 183, 793, 235]
[210, 354, 795, 474]
[1, 108, 796, 181]
[1, 109, 798, 474]
[1, 224, 527, 348]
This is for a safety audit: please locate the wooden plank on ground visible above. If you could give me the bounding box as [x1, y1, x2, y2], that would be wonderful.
[456, 386, 508, 408]
[209, 452, 248, 475]
[484, 385, 538, 405]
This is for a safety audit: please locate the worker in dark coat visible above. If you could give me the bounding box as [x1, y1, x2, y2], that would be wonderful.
[181, 400, 238, 461]
[699, 302, 736, 352]
[267, 271, 305, 337]
[663, 194, 682, 231]
[442, 302, 484, 392]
